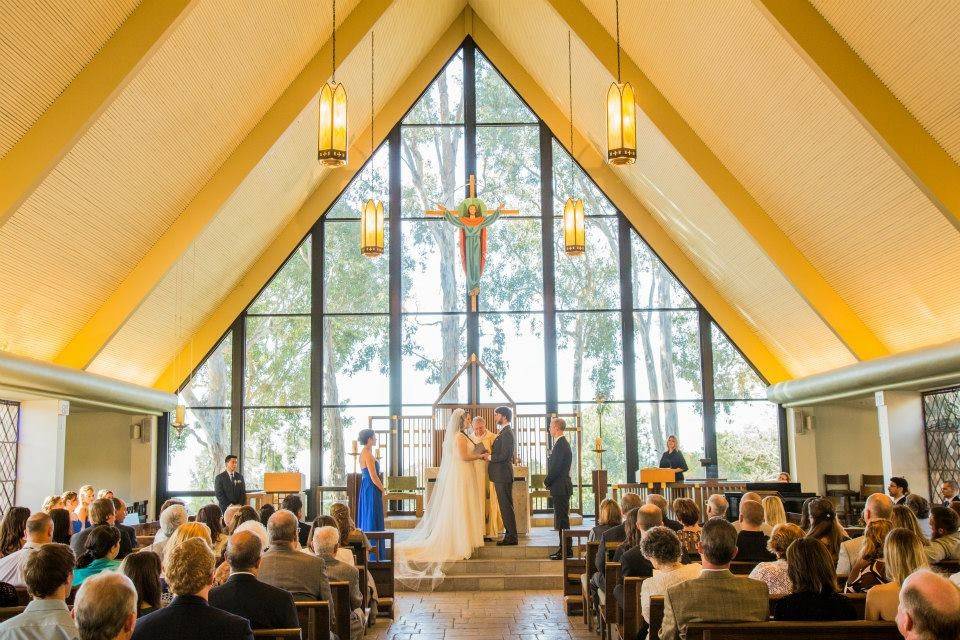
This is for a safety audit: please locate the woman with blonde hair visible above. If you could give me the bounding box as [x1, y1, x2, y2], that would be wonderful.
[890, 505, 929, 544]
[762, 496, 787, 529]
[590, 499, 622, 542]
[749, 523, 804, 596]
[845, 518, 893, 593]
[162, 521, 212, 570]
[865, 528, 929, 620]
[60, 491, 82, 534]
[75, 485, 95, 529]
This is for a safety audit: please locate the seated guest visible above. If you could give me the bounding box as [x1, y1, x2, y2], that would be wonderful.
[807, 497, 851, 569]
[152, 500, 187, 544]
[71, 498, 132, 560]
[590, 498, 622, 542]
[777, 472, 791, 482]
[762, 495, 787, 529]
[866, 528, 929, 621]
[40, 495, 62, 513]
[889, 476, 909, 506]
[144, 504, 187, 557]
[748, 523, 804, 596]
[112, 498, 137, 560]
[73, 525, 122, 587]
[60, 492, 81, 534]
[646, 494, 681, 532]
[612, 505, 662, 605]
[705, 494, 728, 520]
[230, 507, 267, 551]
[799, 496, 815, 531]
[306, 515, 345, 556]
[313, 526, 366, 639]
[906, 494, 933, 538]
[196, 505, 227, 557]
[0, 543, 77, 639]
[925, 506, 960, 562]
[258, 510, 332, 602]
[896, 569, 960, 640]
[940, 480, 960, 508]
[133, 538, 253, 640]
[257, 504, 275, 528]
[0, 507, 30, 557]
[330, 503, 373, 552]
[162, 523, 212, 571]
[637, 527, 700, 625]
[845, 517, 893, 593]
[222, 505, 241, 534]
[892, 505, 930, 545]
[74, 572, 138, 640]
[595, 493, 644, 578]
[49, 508, 72, 545]
[837, 493, 892, 576]
[75, 486, 95, 531]
[120, 551, 163, 618]
[735, 500, 775, 562]
[208, 531, 299, 630]
[659, 518, 768, 640]
[0, 512, 52, 586]
[734, 493, 771, 535]
[773, 537, 857, 621]
[672, 498, 702, 557]
[97, 490, 115, 501]
[281, 495, 311, 547]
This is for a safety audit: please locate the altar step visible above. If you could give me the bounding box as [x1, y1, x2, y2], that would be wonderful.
[386, 512, 584, 529]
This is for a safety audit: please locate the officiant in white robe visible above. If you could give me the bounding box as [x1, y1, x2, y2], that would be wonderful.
[469, 416, 503, 539]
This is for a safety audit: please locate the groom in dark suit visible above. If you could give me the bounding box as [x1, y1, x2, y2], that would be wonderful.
[545, 417, 573, 560]
[215, 454, 247, 513]
[488, 406, 518, 546]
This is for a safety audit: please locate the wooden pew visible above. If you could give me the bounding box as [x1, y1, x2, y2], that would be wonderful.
[684, 621, 901, 639]
[934, 559, 960, 575]
[618, 577, 644, 640]
[252, 630, 302, 639]
[599, 562, 621, 640]
[328, 581, 351, 640]
[728, 561, 758, 575]
[0, 607, 24, 623]
[365, 531, 395, 619]
[562, 529, 590, 616]
[581, 540, 600, 629]
[294, 600, 331, 640]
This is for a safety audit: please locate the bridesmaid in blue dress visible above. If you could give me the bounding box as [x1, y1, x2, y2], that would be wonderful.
[356, 429, 385, 558]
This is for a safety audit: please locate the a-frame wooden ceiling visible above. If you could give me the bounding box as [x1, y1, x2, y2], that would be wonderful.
[1, 0, 959, 392]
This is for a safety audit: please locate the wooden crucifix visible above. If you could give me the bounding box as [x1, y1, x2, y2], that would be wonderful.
[425, 174, 519, 311]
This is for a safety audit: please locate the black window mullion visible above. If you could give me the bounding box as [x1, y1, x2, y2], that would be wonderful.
[231, 316, 245, 471]
[464, 38, 479, 403]
[309, 227, 324, 514]
[698, 307, 718, 479]
[619, 214, 639, 483]
[540, 122, 558, 417]
[388, 125, 403, 475]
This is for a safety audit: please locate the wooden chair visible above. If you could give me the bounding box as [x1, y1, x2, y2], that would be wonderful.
[561, 529, 589, 616]
[366, 531, 395, 619]
[824, 475, 858, 524]
[685, 621, 901, 639]
[0, 606, 24, 623]
[294, 600, 331, 640]
[859, 475, 885, 500]
[382, 476, 423, 517]
[252, 630, 302, 639]
[529, 474, 551, 513]
[328, 581, 351, 640]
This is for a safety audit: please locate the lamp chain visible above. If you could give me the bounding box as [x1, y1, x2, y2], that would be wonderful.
[615, 0, 621, 83]
[332, 0, 337, 83]
[568, 31, 573, 153]
[370, 32, 374, 153]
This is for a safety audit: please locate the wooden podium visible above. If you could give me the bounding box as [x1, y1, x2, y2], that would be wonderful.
[262, 472, 304, 506]
[639, 468, 677, 491]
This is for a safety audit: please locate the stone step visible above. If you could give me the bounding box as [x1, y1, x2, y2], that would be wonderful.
[396, 573, 563, 592]
[474, 544, 554, 559]
[530, 513, 584, 527]
[441, 558, 563, 576]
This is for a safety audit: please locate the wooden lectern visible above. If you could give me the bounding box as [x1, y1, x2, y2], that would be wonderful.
[639, 468, 677, 492]
[263, 472, 304, 506]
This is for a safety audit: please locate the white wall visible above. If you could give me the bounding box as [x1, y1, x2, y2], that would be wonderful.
[876, 391, 928, 499]
[16, 399, 68, 510]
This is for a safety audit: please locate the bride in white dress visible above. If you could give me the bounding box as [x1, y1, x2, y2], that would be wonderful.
[395, 408, 486, 589]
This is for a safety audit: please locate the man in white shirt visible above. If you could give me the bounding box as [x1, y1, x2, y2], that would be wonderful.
[837, 492, 893, 576]
[0, 512, 52, 586]
[0, 543, 77, 640]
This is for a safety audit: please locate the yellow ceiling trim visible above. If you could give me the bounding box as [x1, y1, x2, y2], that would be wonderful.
[755, 0, 960, 235]
[152, 8, 469, 393]
[0, 0, 197, 229]
[470, 15, 789, 384]
[546, 0, 888, 362]
[54, 0, 395, 371]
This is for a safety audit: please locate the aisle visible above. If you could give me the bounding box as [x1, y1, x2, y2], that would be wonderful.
[369, 591, 593, 640]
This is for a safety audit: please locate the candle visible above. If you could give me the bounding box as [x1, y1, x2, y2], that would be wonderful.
[175, 404, 185, 425]
[351, 440, 358, 454]
[595, 436, 603, 450]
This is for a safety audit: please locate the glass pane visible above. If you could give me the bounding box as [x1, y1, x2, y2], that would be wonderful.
[555, 217, 621, 310]
[402, 313, 467, 404]
[322, 406, 389, 486]
[323, 315, 389, 405]
[400, 126, 464, 217]
[167, 408, 230, 492]
[552, 139, 616, 217]
[179, 333, 232, 407]
[636, 402, 704, 475]
[480, 313, 545, 402]
[323, 221, 389, 314]
[167, 496, 216, 515]
[244, 316, 310, 406]
[563, 401, 626, 497]
[712, 324, 767, 399]
[243, 408, 310, 490]
[478, 217, 543, 311]
[326, 143, 389, 219]
[716, 401, 781, 481]
[556, 311, 623, 401]
[634, 311, 701, 400]
[404, 50, 464, 124]
[476, 125, 540, 216]
[476, 52, 536, 123]
[248, 239, 311, 314]
[401, 220, 466, 313]
[631, 233, 693, 309]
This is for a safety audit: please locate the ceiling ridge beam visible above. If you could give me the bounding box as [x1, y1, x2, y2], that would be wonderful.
[0, 0, 198, 229]
[152, 8, 469, 392]
[54, 0, 396, 370]
[469, 14, 789, 384]
[545, 0, 888, 362]
[755, 0, 960, 234]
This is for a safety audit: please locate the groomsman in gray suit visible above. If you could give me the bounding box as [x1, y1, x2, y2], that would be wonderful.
[488, 406, 518, 546]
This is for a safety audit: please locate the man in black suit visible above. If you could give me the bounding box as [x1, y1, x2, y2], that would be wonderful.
[941, 480, 960, 507]
[545, 417, 573, 560]
[215, 454, 246, 513]
[112, 498, 137, 559]
[613, 504, 662, 605]
[133, 537, 253, 640]
[71, 498, 134, 559]
[209, 530, 300, 630]
[487, 406, 518, 546]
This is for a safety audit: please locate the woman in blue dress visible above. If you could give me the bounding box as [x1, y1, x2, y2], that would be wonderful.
[356, 429, 385, 558]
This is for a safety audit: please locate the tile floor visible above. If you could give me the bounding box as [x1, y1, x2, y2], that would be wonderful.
[368, 591, 592, 640]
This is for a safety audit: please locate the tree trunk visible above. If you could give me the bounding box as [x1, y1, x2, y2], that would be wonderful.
[656, 267, 679, 435]
[323, 320, 346, 486]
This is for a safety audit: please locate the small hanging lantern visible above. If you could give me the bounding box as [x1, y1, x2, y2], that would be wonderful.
[606, 0, 636, 165]
[563, 196, 585, 256]
[318, 0, 347, 166]
[360, 198, 384, 257]
[171, 403, 188, 438]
